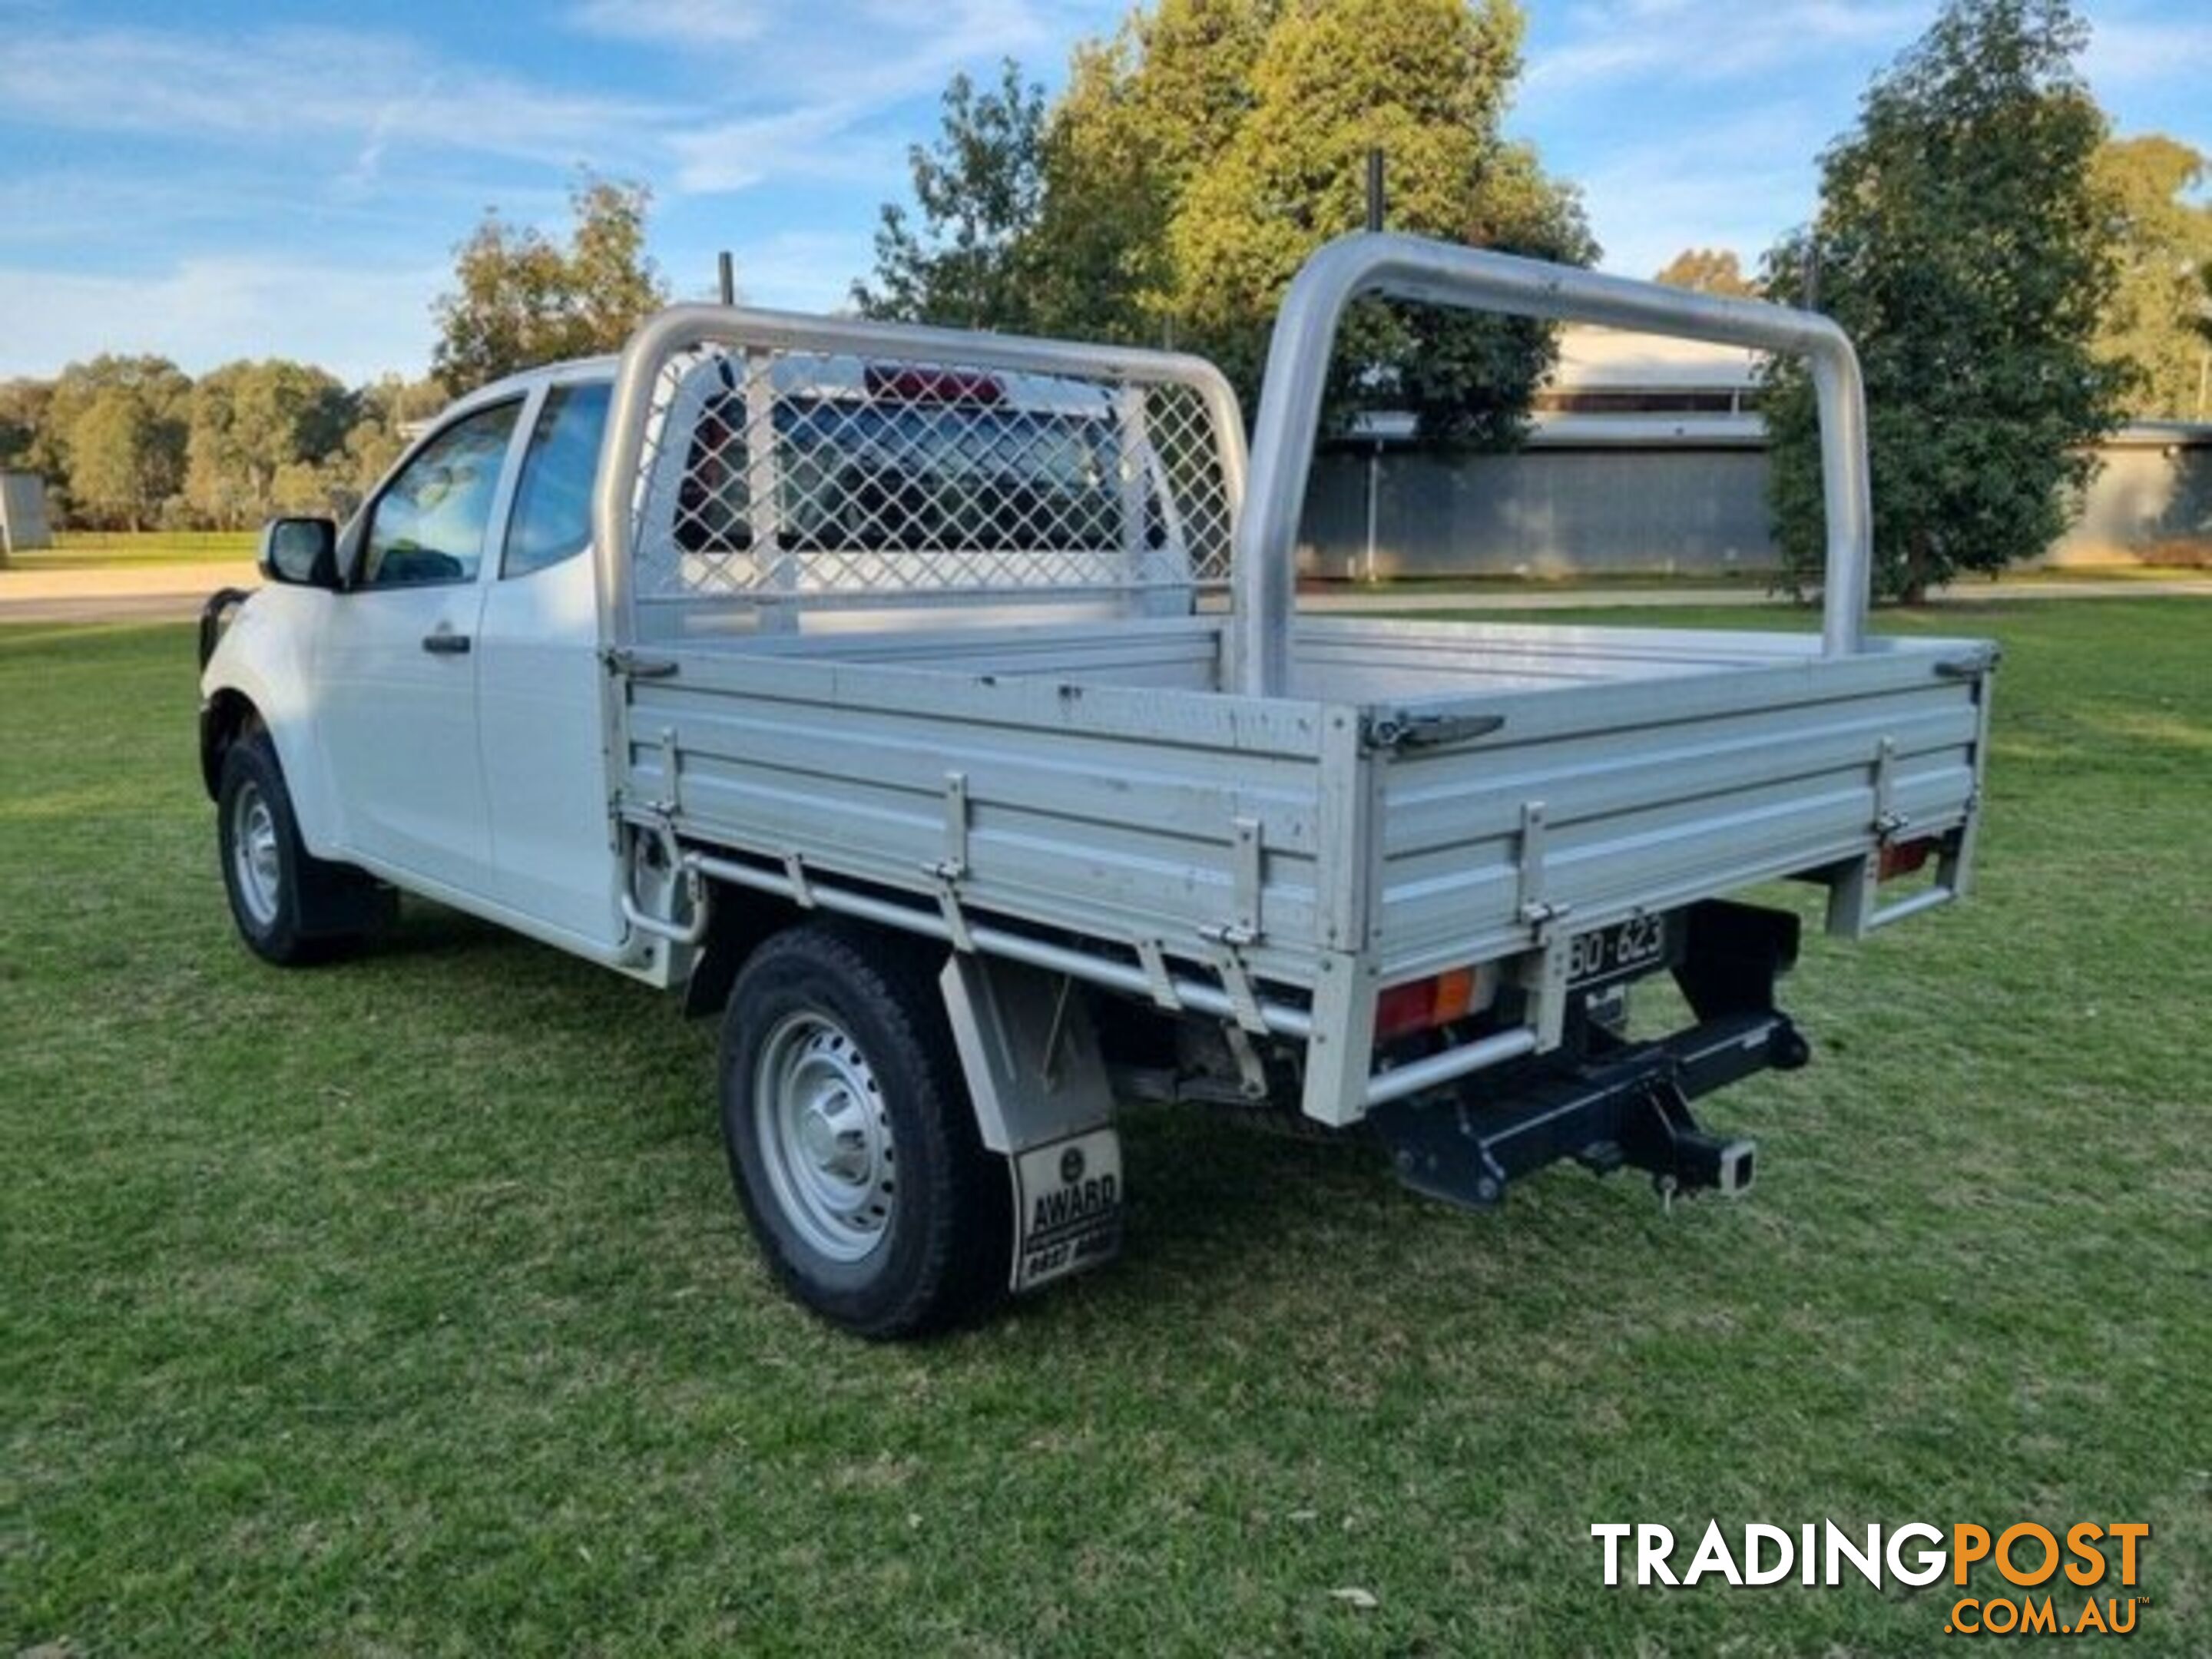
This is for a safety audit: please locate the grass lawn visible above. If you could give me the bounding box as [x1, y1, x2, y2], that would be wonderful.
[5, 530, 257, 571]
[3, 601, 2206, 1654]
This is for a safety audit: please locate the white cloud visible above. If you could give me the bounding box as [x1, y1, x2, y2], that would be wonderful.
[0, 25, 676, 172]
[668, 103, 903, 194]
[1524, 0, 2212, 281]
[2081, 15, 2212, 90]
[569, 0, 771, 48]
[0, 258, 442, 383]
[1525, 0, 1927, 101]
[1564, 105, 1836, 277]
[714, 228, 879, 313]
[586, 0, 1116, 197]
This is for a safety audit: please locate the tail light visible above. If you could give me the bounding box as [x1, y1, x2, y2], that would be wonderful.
[1877, 836, 1937, 881]
[1375, 964, 1496, 1043]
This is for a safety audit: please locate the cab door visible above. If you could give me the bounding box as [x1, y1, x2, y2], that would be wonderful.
[315, 398, 525, 891]
[475, 378, 624, 947]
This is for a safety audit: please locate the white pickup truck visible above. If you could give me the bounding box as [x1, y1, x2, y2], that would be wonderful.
[198, 233, 1995, 1337]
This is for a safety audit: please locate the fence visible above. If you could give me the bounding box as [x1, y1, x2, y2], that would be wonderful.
[1299, 420, 2212, 578]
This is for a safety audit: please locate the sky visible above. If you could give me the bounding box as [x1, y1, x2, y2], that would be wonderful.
[0, 0, 2205, 385]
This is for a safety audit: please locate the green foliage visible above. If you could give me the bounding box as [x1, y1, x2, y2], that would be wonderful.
[0, 379, 48, 472]
[860, 1, 1588, 441]
[2091, 135, 2212, 419]
[63, 396, 170, 531]
[1761, 0, 2128, 601]
[1653, 248, 1760, 297]
[853, 61, 1049, 329]
[1169, 0, 1593, 440]
[8, 359, 448, 532]
[432, 173, 667, 391]
[1025, 0, 1278, 344]
[42, 356, 191, 531]
[184, 360, 353, 529]
[338, 375, 449, 510]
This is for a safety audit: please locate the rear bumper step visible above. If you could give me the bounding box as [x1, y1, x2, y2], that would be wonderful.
[1372, 1009, 1806, 1210]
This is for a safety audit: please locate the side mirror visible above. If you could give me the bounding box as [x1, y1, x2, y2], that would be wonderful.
[259, 518, 339, 589]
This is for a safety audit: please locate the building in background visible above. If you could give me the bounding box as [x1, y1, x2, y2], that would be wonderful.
[1300, 325, 2212, 579]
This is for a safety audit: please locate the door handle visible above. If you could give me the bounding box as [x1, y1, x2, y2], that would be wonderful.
[422, 630, 472, 655]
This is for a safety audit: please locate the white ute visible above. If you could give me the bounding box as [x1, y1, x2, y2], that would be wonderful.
[199, 233, 1996, 1336]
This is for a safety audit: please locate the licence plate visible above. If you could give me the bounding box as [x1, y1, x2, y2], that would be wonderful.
[1567, 913, 1673, 989]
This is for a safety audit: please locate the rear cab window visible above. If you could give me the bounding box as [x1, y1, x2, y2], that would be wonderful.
[504, 381, 613, 579]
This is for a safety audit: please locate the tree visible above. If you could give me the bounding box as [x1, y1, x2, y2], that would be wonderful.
[0, 379, 49, 472]
[854, 61, 1049, 329]
[340, 375, 448, 501]
[1654, 247, 1760, 297]
[69, 389, 184, 530]
[433, 173, 667, 389]
[184, 360, 353, 527]
[1025, 0, 1278, 343]
[1760, 0, 2126, 602]
[2091, 135, 2212, 419]
[1167, 0, 1594, 440]
[44, 356, 190, 529]
[859, 2, 1584, 437]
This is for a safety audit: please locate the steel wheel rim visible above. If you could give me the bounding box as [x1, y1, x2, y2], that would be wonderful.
[753, 1010, 896, 1262]
[230, 780, 282, 928]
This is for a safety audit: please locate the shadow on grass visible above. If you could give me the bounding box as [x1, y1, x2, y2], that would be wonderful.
[342, 895, 1418, 1328]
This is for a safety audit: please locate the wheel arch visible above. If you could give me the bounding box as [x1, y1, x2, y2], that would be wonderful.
[680, 876, 806, 1018]
[199, 687, 263, 800]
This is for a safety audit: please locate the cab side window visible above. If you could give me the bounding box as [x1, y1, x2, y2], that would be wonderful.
[360, 400, 522, 588]
[504, 382, 612, 579]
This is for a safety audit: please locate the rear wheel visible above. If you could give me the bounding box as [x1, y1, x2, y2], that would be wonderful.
[216, 733, 392, 965]
[719, 922, 1011, 1338]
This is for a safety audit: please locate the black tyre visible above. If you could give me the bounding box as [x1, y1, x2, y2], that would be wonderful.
[217, 733, 393, 965]
[719, 922, 1012, 1338]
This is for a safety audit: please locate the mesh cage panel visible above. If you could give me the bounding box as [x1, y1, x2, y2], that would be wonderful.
[627, 341, 1236, 611]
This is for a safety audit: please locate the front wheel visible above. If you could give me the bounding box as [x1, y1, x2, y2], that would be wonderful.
[719, 922, 1011, 1338]
[216, 733, 392, 965]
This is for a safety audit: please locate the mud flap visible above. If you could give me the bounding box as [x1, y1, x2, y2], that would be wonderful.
[1008, 1128, 1125, 1293]
[942, 955, 1126, 1294]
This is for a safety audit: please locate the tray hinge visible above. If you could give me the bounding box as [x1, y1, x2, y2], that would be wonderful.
[1871, 736, 1909, 840]
[926, 770, 969, 880]
[1515, 800, 1570, 936]
[923, 770, 975, 951]
[1228, 815, 1263, 944]
[654, 726, 682, 816]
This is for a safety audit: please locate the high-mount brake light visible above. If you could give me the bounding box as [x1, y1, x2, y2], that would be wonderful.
[1374, 964, 1493, 1043]
[863, 365, 1006, 406]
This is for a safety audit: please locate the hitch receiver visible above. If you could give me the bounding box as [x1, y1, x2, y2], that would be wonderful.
[1373, 1014, 1793, 1210]
[1370, 899, 1805, 1210]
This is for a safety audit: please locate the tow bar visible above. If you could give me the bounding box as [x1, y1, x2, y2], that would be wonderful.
[1369, 900, 1810, 1210]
